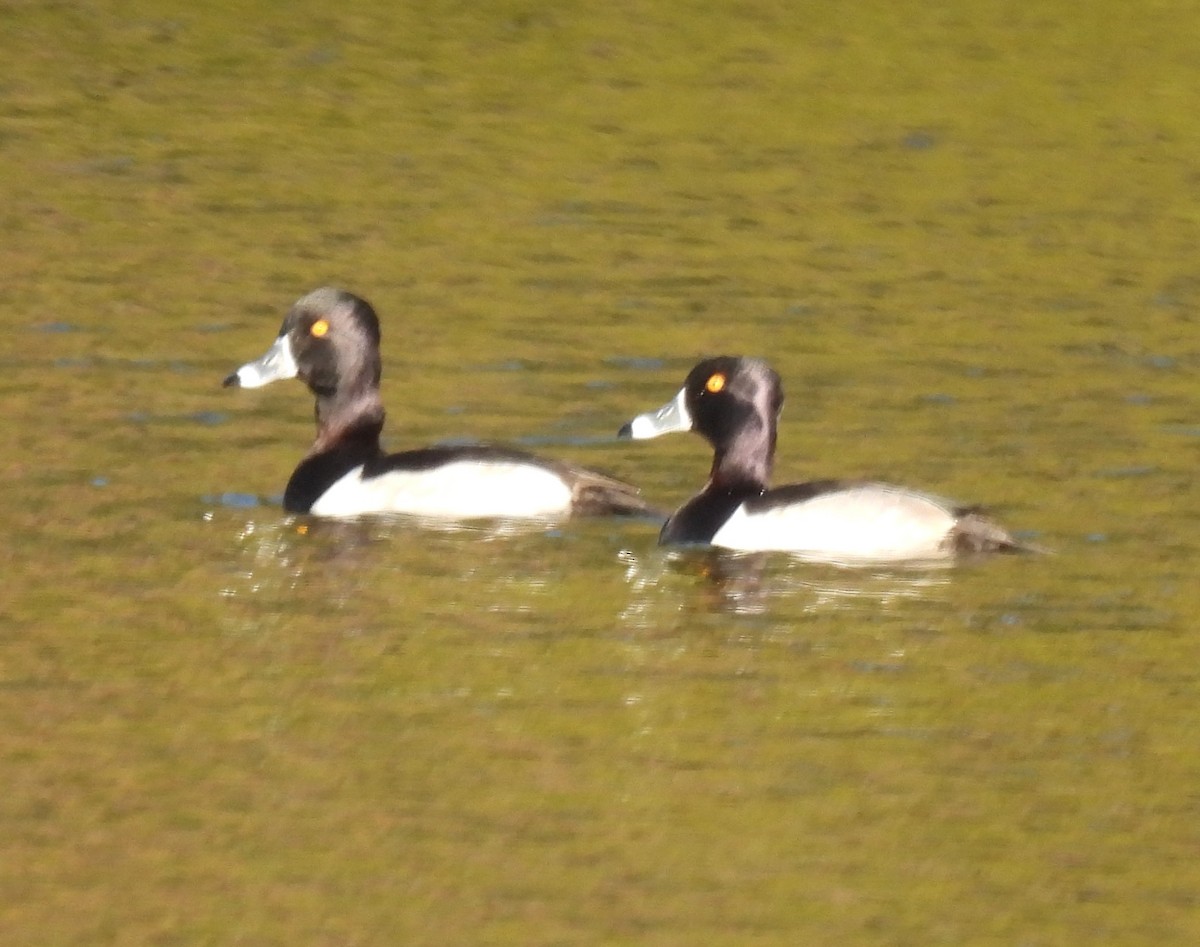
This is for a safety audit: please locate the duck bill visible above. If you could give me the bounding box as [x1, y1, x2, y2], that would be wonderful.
[222, 333, 298, 389]
[618, 387, 693, 440]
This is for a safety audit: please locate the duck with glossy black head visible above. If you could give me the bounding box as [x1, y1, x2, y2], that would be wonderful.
[618, 356, 1031, 564]
[224, 287, 659, 520]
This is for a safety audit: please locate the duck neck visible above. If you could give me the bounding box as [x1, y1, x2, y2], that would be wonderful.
[708, 420, 774, 493]
[311, 387, 385, 457]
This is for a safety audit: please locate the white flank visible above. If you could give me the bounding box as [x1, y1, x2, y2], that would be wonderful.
[711, 483, 959, 562]
[309, 459, 575, 519]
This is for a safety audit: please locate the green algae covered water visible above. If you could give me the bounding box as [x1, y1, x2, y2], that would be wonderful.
[3, 1, 1200, 943]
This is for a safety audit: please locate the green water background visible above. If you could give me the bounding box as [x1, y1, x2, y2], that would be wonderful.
[2, 1, 1199, 943]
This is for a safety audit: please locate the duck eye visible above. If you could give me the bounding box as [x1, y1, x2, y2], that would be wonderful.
[705, 372, 726, 394]
[310, 319, 330, 338]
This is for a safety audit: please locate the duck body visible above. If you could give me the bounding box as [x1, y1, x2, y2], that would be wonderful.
[291, 443, 617, 519]
[620, 356, 1027, 563]
[225, 288, 657, 520]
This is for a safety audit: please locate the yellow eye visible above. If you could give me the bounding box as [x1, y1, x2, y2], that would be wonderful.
[705, 372, 726, 393]
[311, 319, 330, 338]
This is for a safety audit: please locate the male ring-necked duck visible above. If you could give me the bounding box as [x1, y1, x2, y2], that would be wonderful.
[618, 356, 1028, 562]
[224, 287, 658, 519]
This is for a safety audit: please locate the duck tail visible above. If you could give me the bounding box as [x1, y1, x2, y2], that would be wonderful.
[564, 465, 667, 519]
[949, 509, 1045, 556]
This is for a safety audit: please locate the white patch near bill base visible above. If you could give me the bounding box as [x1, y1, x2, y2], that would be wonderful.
[627, 387, 692, 439]
[309, 459, 575, 519]
[234, 334, 298, 388]
[711, 483, 959, 562]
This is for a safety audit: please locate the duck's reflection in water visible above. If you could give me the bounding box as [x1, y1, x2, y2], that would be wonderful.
[618, 546, 953, 620]
[213, 510, 567, 610]
[211, 507, 954, 630]
[213, 515, 375, 610]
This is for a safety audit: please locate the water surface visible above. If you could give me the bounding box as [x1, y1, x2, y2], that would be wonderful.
[3, 1, 1199, 944]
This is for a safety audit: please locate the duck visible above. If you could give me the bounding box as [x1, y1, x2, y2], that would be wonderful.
[618, 356, 1029, 562]
[224, 287, 659, 520]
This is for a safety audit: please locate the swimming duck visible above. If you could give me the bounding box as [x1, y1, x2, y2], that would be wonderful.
[618, 356, 1027, 562]
[224, 287, 658, 519]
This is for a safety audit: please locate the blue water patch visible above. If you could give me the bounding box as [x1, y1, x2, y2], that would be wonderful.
[1094, 465, 1157, 479]
[851, 659, 906, 674]
[90, 476, 110, 488]
[37, 322, 83, 333]
[124, 411, 229, 426]
[514, 433, 615, 447]
[1152, 291, 1183, 309]
[190, 411, 229, 426]
[922, 393, 957, 405]
[203, 492, 261, 508]
[605, 356, 665, 371]
[902, 130, 938, 150]
[481, 360, 527, 372]
[64, 155, 134, 175]
[301, 44, 339, 66]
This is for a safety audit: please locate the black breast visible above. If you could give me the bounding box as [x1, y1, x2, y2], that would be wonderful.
[284, 443, 379, 513]
[660, 486, 762, 545]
